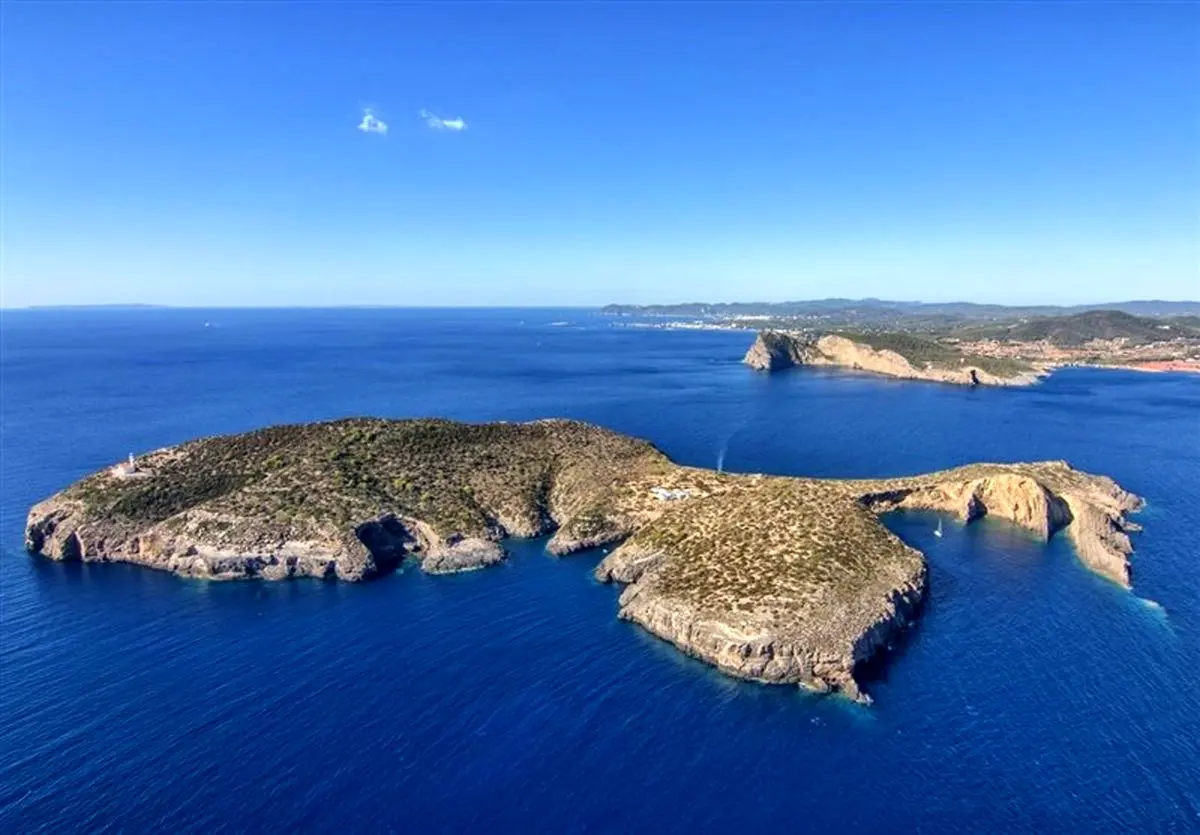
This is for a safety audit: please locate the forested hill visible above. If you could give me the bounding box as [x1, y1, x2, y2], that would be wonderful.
[957, 311, 1200, 346]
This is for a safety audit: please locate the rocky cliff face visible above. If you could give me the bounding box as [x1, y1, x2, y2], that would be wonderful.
[742, 331, 823, 371]
[854, 463, 1143, 586]
[594, 489, 930, 703]
[27, 419, 1142, 703]
[590, 459, 1140, 702]
[24, 492, 379, 581]
[743, 331, 1045, 386]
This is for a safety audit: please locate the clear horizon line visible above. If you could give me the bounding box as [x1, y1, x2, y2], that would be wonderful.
[6, 298, 1199, 312]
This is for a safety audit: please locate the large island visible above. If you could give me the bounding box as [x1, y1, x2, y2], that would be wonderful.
[26, 418, 1143, 702]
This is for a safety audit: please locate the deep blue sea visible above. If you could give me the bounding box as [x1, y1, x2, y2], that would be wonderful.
[1, 308, 1198, 833]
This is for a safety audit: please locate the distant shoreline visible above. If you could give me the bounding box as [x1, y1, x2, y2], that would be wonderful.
[6, 297, 1199, 314]
[8, 304, 602, 312]
[1073, 360, 1200, 375]
[23, 303, 172, 311]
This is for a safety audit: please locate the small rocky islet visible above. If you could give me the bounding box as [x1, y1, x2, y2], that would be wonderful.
[26, 417, 1142, 703]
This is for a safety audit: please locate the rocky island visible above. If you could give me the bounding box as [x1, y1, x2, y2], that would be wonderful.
[26, 418, 1143, 702]
[744, 331, 1046, 386]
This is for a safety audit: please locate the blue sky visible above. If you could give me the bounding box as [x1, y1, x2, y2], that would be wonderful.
[2, 2, 1197, 307]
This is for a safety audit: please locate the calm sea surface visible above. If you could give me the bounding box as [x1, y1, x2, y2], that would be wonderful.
[1, 308, 1198, 832]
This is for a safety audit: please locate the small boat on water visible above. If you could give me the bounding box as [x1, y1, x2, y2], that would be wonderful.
[934, 519, 944, 538]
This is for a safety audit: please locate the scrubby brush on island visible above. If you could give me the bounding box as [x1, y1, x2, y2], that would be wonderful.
[27, 418, 1142, 703]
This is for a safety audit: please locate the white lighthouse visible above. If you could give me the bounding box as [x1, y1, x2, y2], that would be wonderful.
[113, 453, 138, 477]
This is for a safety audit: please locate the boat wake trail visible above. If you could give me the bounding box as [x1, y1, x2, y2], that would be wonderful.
[716, 420, 747, 473]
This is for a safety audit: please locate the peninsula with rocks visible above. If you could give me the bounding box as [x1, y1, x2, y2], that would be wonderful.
[26, 418, 1143, 702]
[744, 331, 1046, 385]
[609, 301, 1200, 381]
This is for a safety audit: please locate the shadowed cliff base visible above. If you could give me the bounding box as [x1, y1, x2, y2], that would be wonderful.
[26, 418, 1142, 702]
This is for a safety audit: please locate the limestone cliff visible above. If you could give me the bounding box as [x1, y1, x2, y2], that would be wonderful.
[592, 460, 1141, 701]
[27, 418, 1142, 703]
[742, 331, 823, 371]
[593, 479, 930, 702]
[744, 331, 1046, 386]
[852, 462, 1143, 587]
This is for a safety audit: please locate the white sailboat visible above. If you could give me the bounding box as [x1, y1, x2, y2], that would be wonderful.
[934, 518, 944, 538]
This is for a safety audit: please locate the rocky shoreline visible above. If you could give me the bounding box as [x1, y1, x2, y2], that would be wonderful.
[744, 331, 1047, 386]
[26, 418, 1142, 702]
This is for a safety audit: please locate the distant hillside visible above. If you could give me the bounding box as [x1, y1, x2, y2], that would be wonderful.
[602, 299, 1200, 321]
[960, 311, 1200, 347]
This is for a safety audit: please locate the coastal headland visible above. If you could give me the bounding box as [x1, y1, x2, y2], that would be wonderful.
[742, 326, 1200, 384]
[743, 331, 1045, 385]
[26, 418, 1143, 702]
[605, 302, 1200, 380]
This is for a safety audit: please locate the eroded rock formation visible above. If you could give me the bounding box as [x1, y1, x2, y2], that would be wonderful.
[744, 331, 1046, 386]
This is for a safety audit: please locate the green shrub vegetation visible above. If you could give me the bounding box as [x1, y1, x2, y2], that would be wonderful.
[69, 418, 670, 540]
[831, 331, 1032, 378]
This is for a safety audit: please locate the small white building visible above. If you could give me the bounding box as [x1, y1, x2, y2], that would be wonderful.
[112, 453, 137, 477]
[650, 486, 691, 501]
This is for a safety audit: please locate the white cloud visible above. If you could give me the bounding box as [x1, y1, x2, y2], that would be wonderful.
[357, 108, 388, 134]
[420, 108, 467, 131]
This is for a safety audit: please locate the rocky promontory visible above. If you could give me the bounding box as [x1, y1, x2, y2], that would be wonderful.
[27, 418, 1142, 702]
[744, 330, 1046, 386]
